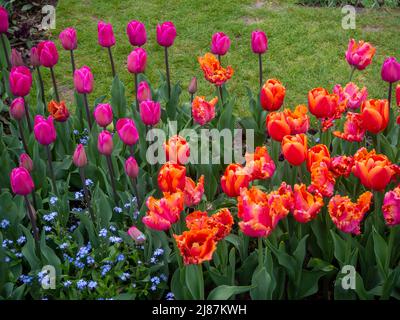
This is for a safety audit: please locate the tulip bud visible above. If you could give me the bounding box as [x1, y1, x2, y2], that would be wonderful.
[98, 21, 115, 48]
[0, 6, 9, 33]
[19, 153, 33, 172]
[126, 20, 147, 47]
[211, 32, 230, 56]
[10, 167, 34, 195]
[116, 118, 139, 146]
[73, 144, 87, 167]
[9, 66, 32, 97]
[251, 30, 268, 54]
[74, 66, 94, 94]
[59, 27, 78, 51]
[33, 115, 57, 146]
[137, 81, 151, 103]
[125, 156, 139, 179]
[381, 57, 400, 83]
[30, 47, 40, 67]
[127, 47, 147, 74]
[127, 225, 146, 244]
[11, 49, 24, 67]
[139, 100, 161, 126]
[156, 21, 177, 47]
[37, 40, 59, 68]
[93, 103, 113, 128]
[97, 130, 113, 155]
[188, 77, 197, 95]
[10, 97, 25, 120]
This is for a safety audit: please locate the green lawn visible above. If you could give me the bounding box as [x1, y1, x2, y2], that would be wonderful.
[43, 0, 400, 115]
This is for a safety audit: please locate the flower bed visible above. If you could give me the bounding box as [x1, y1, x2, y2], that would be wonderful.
[1, 6, 400, 300]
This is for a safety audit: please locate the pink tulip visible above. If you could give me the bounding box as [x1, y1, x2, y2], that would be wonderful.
[59, 27, 77, 51]
[116, 118, 139, 146]
[30, 47, 40, 67]
[397, 84, 400, 107]
[73, 144, 87, 167]
[0, 6, 9, 33]
[9, 66, 32, 97]
[333, 82, 368, 110]
[126, 20, 146, 47]
[74, 66, 94, 94]
[127, 225, 146, 244]
[10, 97, 25, 120]
[11, 49, 24, 66]
[127, 47, 147, 74]
[10, 167, 34, 195]
[97, 130, 114, 155]
[33, 115, 56, 146]
[93, 103, 113, 127]
[381, 57, 400, 83]
[345, 39, 375, 71]
[98, 21, 115, 48]
[211, 32, 230, 56]
[156, 21, 176, 47]
[19, 153, 33, 172]
[251, 30, 268, 54]
[137, 81, 152, 103]
[139, 100, 161, 126]
[382, 185, 400, 227]
[37, 40, 59, 68]
[125, 156, 139, 179]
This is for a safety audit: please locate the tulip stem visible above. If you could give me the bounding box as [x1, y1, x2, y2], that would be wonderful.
[349, 66, 356, 82]
[134, 73, 139, 111]
[190, 93, 194, 104]
[22, 97, 33, 133]
[83, 93, 93, 130]
[106, 155, 118, 203]
[45, 145, 58, 195]
[388, 82, 393, 110]
[1, 34, 11, 69]
[258, 237, 263, 267]
[79, 167, 96, 225]
[218, 85, 224, 107]
[24, 195, 39, 243]
[217, 54, 221, 65]
[17, 119, 29, 154]
[164, 46, 171, 99]
[258, 53, 263, 89]
[70, 50, 76, 75]
[107, 47, 116, 78]
[130, 177, 141, 209]
[36, 66, 46, 107]
[50, 67, 60, 102]
[129, 145, 134, 157]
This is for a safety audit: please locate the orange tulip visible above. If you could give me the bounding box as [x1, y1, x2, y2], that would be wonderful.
[283, 104, 310, 134]
[198, 53, 234, 86]
[244, 146, 276, 181]
[308, 161, 335, 197]
[192, 96, 218, 125]
[361, 99, 389, 134]
[281, 134, 307, 166]
[321, 100, 346, 131]
[260, 79, 286, 111]
[164, 135, 190, 165]
[328, 191, 373, 235]
[237, 186, 289, 238]
[329, 155, 354, 178]
[157, 162, 186, 193]
[308, 87, 338, 119]
[306, 144, 330, 172]
[292, 184, 324, 223]
[47, 100, 70, 122]
[183, 175, 204, 207]
[353, 149, 396, 191]
[221, 163, 250, 197]
[142, 191, 184, 231]
[174, 229, 217, 265]
[266, 111, 291, 142]
[333, 112, 366, 142]
[268, 182, 294, 212]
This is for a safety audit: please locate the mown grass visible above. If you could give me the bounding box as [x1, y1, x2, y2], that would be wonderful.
[42, 0, 400, 115]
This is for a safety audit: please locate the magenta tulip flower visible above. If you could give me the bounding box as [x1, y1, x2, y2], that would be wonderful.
[73, 144, 88, 168]
[19, 153, 33, 172]
[9, 66, 32, 97]
[10, 97, 25, 120]
[156, 21, 176, 47]
[97, 130, 114, 156]
[93, 103, 113, 128]
[10, 167, 34, 196]
[126, 20, 147, 47]
[74, 66, 94, 94]
[211, 32, 230, 56]
[59, 27, 77, 50]
[98, 21, 115, 48]
[381, 57, 400, 83]
[125, 156, 139, 179]
[251, 30, 268, 54]
[127, 47, 147, 74]
[116, 118, 139, 146]
[137, 81, 152, 103]
[139, 100, 161, 126]
[37, 40, 58, 68]
[0, 6, 9, 33]
[30, 47, 40, 67]
[33, 115, 56, 146]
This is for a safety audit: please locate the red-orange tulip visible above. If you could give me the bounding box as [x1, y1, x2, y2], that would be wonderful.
[221, 163, 250, 197]
[329, 155, 354, 178]
[157, 162, 186, 193]
[308, 87, 338, 119]
[333, 112, 366, 142]
[306, 144, 330, 172]
[308, 161, 335, 197]
[244, 146, 276, 181]
[281, 134, 307, 166]
[292, 184, 324, 223]
[183, 175, 204, 207]
[47, 100, 70, 122]
[266, 111, 291, 142]
[361, 99, 389, 134]
[198, 53, 233, 86]
[164, 135, 190, 165]
[283, 104, 310, 134]
[260, 79, 286, 111]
